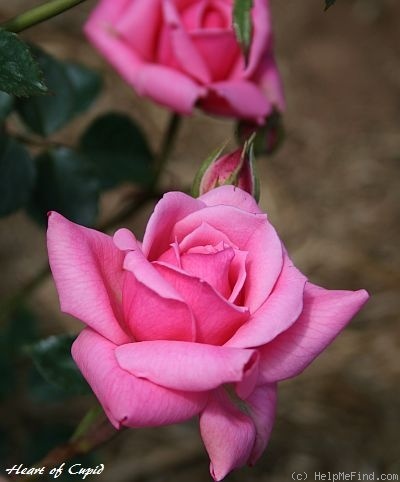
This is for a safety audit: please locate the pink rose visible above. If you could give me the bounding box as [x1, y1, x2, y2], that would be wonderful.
[85, 0, 284, 122]
[47, 186, 368, 480]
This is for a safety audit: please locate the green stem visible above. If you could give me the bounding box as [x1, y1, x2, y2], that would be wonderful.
[0, 0, 88, 33]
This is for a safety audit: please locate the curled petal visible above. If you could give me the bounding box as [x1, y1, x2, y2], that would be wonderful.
[85, 1, 143, 87]
[72, 329, 207, 428]
[199, 185, 263, 214]
[200, 80, 272, 123]
[180, 248, 235, 298]
[191, 30, 240, 81]
[154, 262, 249, 345]
[244, 0, 272, 78]
[114, 0, 162, 61]
[142, 191, 205, 260]
[116, 340, 258, 393]
[123, 248, 195, 341]
[47, 212, 129, 345]
[246, 383, 277, 465]
[254, 56, 286, 112]
[113, 228, 138, 251]
[258, 283, 370, 382]
[200, 388, 256, 481]
[134, 64, 206, 114]
[173, 202, 283, 312]
[226, 254, 306, 348]
[163, 0, 211, 83]
[179, 221, 236, 252]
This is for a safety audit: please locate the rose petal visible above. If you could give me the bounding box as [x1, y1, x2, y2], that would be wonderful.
[180, 0, 205, 30]
[47, 212, 130, 345]
[244, 0, 272, 78]
[86, 0, 207, 114]
[200, 80, 272, 122]
[229, 249, 248, 304]
[258, 283, 370, 382]
[191, 30, 240, 81]
[180, 0, 232, 30]
[85, 0, 130, 26]
[116, 340, 258, 392]
[113, 228, 138, 251]
[180, 248, 235, 297]
[134, 64, 206, 114]
[157, 242, 181, 267]
[123, 248, 195, 341]
[246, 383, 277, 465]
[173, 201, 283, 312]
[114, 0, 162, 61]
[199, 185, 263, 214]
[254, 56, 286, 112]
[226, 253, 306, 348]
[72, 329, 207, 428]
[85, 1, 143, 87]
[200, 388, 256, 481]
[163, 0, 211, 83]
[142, 191, 205, 260]
[178, 221, 236, 253]
[154, 262, 250, 345]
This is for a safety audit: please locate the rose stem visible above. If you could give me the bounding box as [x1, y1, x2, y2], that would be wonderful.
[0, 0, 89, 33]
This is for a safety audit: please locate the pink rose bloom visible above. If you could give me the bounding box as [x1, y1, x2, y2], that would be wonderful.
[47, 186, 368, 481]
[84, 0, 284, 122]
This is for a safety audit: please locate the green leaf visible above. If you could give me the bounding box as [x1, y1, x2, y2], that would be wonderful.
[0, 30, 47, 97]
[0, 132, 35, 216]
[324, 0, 336, 10]
[233, 0, 253, 62]
[63, 61, 102, 115]
[0, 91, 14, 120]
[79, 112, 154, 190]
[26, 334, 91, 395]
[28, 147, 100, 227]
[15, 47, 102, 136]
[15, 46, 76, 136]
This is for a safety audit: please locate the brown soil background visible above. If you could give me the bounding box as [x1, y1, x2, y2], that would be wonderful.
[0, 0, 399, 481]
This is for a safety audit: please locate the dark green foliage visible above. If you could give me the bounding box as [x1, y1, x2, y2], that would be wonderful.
[27, 334, 90, 395]
[0, 30, 47, 97]
[0, 132, 35, 216]
[16, 47, 102, 136]
[27, 147, 100, 227]
[79, 112, 154, 190]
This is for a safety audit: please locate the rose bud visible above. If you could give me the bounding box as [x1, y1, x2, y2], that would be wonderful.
[192, 140, 260, 202]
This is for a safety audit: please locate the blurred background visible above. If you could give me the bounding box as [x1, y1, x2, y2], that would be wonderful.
[0, 0, 399, 480]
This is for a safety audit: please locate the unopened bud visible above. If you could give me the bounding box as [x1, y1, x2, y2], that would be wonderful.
[192, 138, 260, 202]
